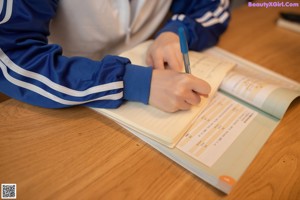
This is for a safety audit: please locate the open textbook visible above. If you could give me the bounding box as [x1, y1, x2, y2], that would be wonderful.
[92, 41, 300, 193]
[94, 41, 235, 147]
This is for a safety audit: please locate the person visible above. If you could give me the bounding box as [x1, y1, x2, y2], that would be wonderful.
[0, 0, 230, 112]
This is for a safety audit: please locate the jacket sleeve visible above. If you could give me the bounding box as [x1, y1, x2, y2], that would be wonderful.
[157, 0, 230, 51]
[0, 0, 152, 108]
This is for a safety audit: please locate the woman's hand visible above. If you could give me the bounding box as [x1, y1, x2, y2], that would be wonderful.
[146, 32, 184, 72]
[149, 69, 211, 113]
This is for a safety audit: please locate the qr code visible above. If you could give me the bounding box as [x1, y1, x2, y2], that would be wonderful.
[1, 184, 17, 199]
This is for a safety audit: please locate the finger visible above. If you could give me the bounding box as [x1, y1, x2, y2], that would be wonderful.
[166, 93, 191, 111]
[166, 51, 182, 72]
[173, 93, 194, 111]
[184, 92, 201, 106]
[153, 53, 165, 69]
[178, 100, 192, 111]
[190, 77, 211, 95]
[174, 100, 192, 110]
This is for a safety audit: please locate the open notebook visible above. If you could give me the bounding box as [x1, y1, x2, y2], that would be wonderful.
[93, 41, 235, 147]
[91, 41, 299, 193]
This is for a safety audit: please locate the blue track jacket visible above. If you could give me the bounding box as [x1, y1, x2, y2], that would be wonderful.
[0, 0, 230, 108]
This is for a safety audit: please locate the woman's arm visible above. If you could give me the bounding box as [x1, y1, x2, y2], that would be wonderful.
[0, 0, 151, 108]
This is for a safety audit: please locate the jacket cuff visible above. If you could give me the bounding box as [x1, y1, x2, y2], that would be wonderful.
[123, 64, 153, 104]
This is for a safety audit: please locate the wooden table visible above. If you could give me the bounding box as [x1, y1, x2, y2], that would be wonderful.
[1, 2, 299, 200]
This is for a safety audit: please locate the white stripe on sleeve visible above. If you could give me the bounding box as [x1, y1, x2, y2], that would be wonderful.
[196, 0, 229, 27]
[0, 60, 123, 105]
[0, 49, 123, 97]
[201, 11, 229, 27]
[0, 0, 13, 24]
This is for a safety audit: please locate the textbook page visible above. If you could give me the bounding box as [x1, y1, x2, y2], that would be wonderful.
[220, 67, 300, 119]
[176, 93, 258, 167]
[204, 47, 300, 119]
[93, 41, 235, 147]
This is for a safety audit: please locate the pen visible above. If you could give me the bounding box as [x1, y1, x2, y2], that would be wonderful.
[178, 27, 191, 74]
